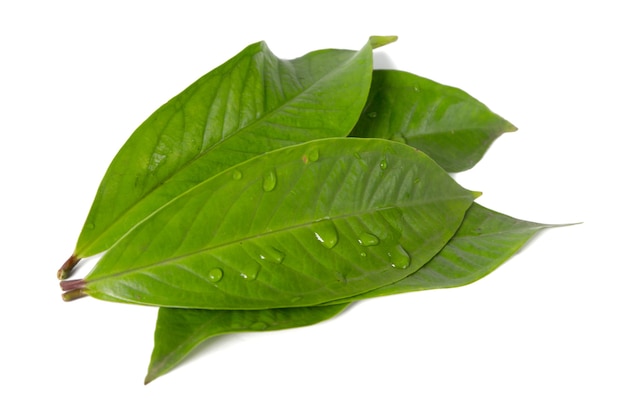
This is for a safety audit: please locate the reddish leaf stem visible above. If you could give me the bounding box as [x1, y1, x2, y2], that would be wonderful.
[60, 279, 87, 302]
[57, 254, 81, 280]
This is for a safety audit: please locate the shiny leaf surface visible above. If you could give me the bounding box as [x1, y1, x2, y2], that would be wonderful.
[71, 138, 476, 309]
[350, 70, 517, 172]
[328, 203, 557, 302]
[145, 204, 555, 382]
[59, 37, 395, 277]
[56, 37, 555, 386]
[145, 303, 349, 384]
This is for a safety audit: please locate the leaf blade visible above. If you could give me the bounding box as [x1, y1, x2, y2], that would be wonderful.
[145, 204, 557, 382]
[144, 303, 349, 384]
[350, 70, 516, 172]
[78, 138, 476, 309]
[66, 39, 381, 268]
[326, 203, 557, 302]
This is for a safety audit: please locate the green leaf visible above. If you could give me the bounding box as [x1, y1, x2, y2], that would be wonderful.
[350, 70, 517, 172]
[144, 303, 349, 384]
[144, 203, 555, 382]
[142, 54, 523, 383]
[59, 37, 393, 278]
[65, 138, 477, 308]
[326, 203, 557, 302]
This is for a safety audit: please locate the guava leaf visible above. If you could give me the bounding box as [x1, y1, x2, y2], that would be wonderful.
[327, 203, 557, 302]
[350, 70, 517, 172]
[65, 138, 476, 309]
[144, 303, 349, 384]
[144, 204, 555, 383]
[58, 36, 396, 278]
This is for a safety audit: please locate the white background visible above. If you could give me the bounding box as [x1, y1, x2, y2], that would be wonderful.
[1, 1, 623, 416]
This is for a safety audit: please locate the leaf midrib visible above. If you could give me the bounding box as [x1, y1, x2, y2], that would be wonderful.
[88, 194, 467, 283]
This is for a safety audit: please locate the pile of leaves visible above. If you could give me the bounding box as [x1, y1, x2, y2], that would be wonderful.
[58, 36, 559, 384]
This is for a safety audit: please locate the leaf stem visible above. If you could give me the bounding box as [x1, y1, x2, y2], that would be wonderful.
[62, 288, 87, 302]
[57, 254, 81, 280]
[60, 279, 87, 302]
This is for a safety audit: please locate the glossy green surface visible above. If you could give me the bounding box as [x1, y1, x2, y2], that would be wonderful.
[70, 37, 392, 262]
[58, 37, 557, 385]
[328, 203, 555, 302]
[145, 303, 349, 384]
[351, 70, 516, 172]
[145, 204, 553, 383]
[83, 138, 476, 309]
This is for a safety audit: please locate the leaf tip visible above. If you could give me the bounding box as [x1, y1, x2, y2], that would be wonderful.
[548, 220, 584, 229]
[144, 365, 166, 385]
[504, 121, 518, 133]
[369, 35, 398, 49]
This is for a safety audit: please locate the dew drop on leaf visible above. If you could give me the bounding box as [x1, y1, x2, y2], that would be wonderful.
[388, 244, 411, 269]
[208, 268, 223, 283]
[262, 169, 277, 192]
[240, 263, 260, 280]
[358, 232, 380, 247]
[379, 159, 388, 170]
[259, 246, 285, 264]
[232, 169, 243, 180]
[313, 220, 339, 249]
[308, 148, 320, 162]
[367, 111, 377, 118]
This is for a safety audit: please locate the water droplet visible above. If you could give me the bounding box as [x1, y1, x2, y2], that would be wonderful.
[208, 268, 223, 283]
[388, 245, 411, 269]
[390, 134, 407, 144]
[313, 220, 339, 249]
[367, 111, 377, 118]
[308, 148, 319, 162]
[262, 169, 277, 192]
[250, 322, 268, 330]
[232, 169, 242, 180]
[379, 159, 388, 170]
[290, 296, 303, 304]
[240, 263, 260, 280]
[259, 246, 285, 264]
[413, 177, 421, 184]
[86, 222, 95, 230]
[358, 233, 380, 247]
[360, 252, 367, 258]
